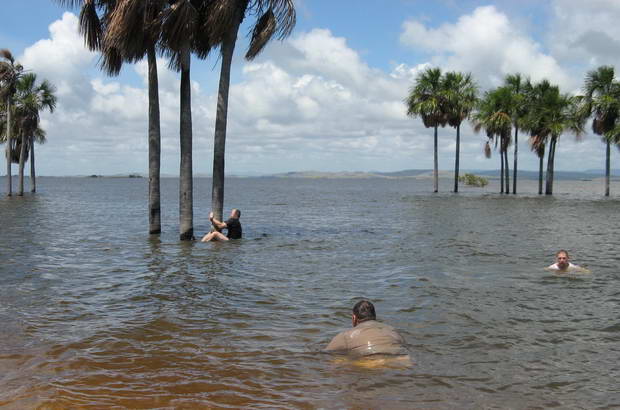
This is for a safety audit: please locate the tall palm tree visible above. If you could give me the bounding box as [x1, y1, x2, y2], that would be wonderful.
[529, 140, 546, 195]
[443, 71, 477, 193]
[524, 80, 585, 195]
[504, 74, 529, 194]
[159, 0, 214, 240]
[581, 65, 620, 197]
[405, 67, 447, 193]
[29, 128, 47, 193]
[55, 0, 167, 234]
[471, 87, 512, 193]
[103, 0, 169, 233]
[206, 0, 296, 221]
[0, 49, 23, 196]
[12, 73, 57, 195]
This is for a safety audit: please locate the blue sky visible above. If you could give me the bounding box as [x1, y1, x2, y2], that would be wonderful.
[1, 0, 620, 176]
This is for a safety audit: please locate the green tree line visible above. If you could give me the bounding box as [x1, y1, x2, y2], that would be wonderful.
[406, 67, 620, 196]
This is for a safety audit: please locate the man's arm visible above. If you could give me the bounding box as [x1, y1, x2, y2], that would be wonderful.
[325, 332, 348, 352]
[209, 212, 227, 230]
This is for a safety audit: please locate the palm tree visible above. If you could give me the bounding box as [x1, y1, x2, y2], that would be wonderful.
[29, 128, 47, 193]
[471, 87, 512, 193]
[55, 0, 167, 234]
[103, 0, 177, 234]
[581, 66, 620, 197]
[12, 73, 57, 195]
[524, 80, 585, 195]
[529, 140, 546, 195]
[206, 0, 296, 221]
[405, 67, 447, 193]
[159, 0, 214, 240]
[102, 0, 169, 233]
[504, 74, 529, 194]
[443, 71, 477, 193]
[0, 49, 23, 196]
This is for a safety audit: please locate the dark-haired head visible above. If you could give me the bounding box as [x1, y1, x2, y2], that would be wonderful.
[232, 209, 241, 218]
[352, 300, 376, 323]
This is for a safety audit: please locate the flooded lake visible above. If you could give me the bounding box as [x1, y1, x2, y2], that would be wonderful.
[1, 176, 619, 409]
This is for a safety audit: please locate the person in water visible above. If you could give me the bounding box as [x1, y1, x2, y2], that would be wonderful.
[325, 300, 408, 357]
[201, 209, 242, 242]
[547, 250, 581, 272]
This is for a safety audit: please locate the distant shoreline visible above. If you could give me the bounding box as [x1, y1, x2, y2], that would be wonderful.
[4, 169, 618, 181]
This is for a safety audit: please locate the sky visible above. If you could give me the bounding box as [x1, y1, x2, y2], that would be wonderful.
[1, 0, 620, 176]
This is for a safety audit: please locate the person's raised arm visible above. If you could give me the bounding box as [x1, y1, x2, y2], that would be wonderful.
[209, 212, 227, 230]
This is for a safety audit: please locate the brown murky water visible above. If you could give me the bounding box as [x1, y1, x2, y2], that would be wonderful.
[1, 176, 619, 409]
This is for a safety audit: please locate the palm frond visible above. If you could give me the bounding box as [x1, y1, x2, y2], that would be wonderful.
[245, 8, 276, 60]
[79, 0, 104, 50]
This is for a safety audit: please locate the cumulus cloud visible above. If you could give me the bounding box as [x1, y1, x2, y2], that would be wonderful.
[549, 0, 620, 71]
[400, 6, 570, 89]
[16, 12, 189, 175]
[4, 7, 609, 177]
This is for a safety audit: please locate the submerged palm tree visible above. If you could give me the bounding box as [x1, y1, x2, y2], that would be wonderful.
[504, 74, 529, 194]
[471, 87, 513, 193]
[529, 140, 546, 195]
[405, 67, 447, 193]
[0, 49, 23, 196]
[524, 80, 585, 195]
[206, 0, 296, 221]
[581, 65, 620, 197]
[12, 73, 57, 195]
[56, 0, 168, 234]
[103, 0, 170, 234]
[443, 71, 477, 193]
[158, 0, 206, 240]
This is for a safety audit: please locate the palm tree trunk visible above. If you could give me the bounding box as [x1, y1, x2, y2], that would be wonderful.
[454, 124, 460, 193]
[18, 134, 27, 196]
[30, 136, 35, 193]
[500, 148, 504, 193]
[538, 152, 544, 195]
[212, 17, 242, 220]
[512, 126, 518, 194]
[147, 46, 161, 234]
[545, 138, 556, 195]
[5, 96, 12, 196]
[179, 49, 193, 240]
[433, 124, 438, 193]
[504, 148, 510, 193]
[605, 140, 610, 197]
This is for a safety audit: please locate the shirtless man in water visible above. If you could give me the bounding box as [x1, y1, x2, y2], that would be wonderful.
[325, 300, 409, 358]
[546, 250, 584, 272]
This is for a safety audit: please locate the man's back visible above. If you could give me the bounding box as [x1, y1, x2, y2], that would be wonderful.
[225, 217, 242, 239]
[325, 320, 407, 357]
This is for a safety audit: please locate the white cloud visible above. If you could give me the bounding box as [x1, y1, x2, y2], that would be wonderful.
[400, 6, 570, 89]
[3, 7, 614, 177]
[549, 0, 620, 73]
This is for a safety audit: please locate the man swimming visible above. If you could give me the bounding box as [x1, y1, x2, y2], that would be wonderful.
[201, 209, 242, 242]
[546, 250, 584, 272]
[325, 300, 408, 357]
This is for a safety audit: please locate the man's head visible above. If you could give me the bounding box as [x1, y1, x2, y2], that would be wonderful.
[230, 209, 241, 219]
[352, 300, 376, 327]
[555, 250, 570, 270]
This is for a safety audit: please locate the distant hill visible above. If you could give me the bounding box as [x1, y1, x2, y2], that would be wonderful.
[60, 168, 619, 179]
[269, 169, 620, 180]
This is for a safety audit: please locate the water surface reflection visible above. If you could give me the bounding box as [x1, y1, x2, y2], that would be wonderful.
[1, 177, 619, 408]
